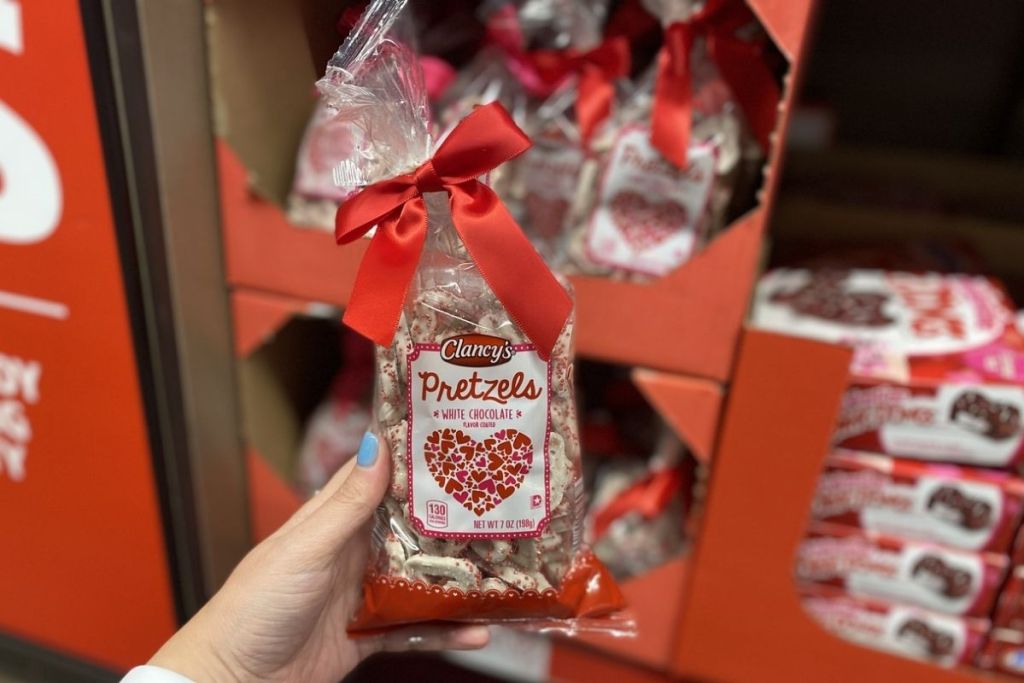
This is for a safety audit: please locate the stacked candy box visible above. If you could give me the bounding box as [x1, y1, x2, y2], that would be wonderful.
[800, 585, 989, 669]
[796, 522, 1008, 618]
[752, 266, 1024, 672]
[810, 451, 1024, 553]
[753, 269, 1024, 469]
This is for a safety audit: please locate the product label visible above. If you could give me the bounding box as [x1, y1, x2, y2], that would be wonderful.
[585, 126, 714, 276]
[521, 139, 583, 241]
[753, 270, 1011, 363]
[836, 384, 1024, 467]
[407, 334, 550, 539]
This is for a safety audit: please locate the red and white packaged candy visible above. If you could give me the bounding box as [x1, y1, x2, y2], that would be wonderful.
[811, 451, 1024, 553]
[978, 629, 1024, 677]
[286, 100, 361, 230]
[470, 0, 626, 263]
[800, 585, 988, 668]
[564, 0, 774, 280]
[317, 0, 627, 634]
[796, 522, 1007, 618]
[994, 566, 1024, 631]
[753, 268, 1024, 469]
[587, 429, 691, 579]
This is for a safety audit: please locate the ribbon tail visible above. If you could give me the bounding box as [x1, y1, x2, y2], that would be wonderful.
[711, 37, 781, 155]
[651, 31, 693, 169]
[449, 182, 571, 360]
[576, 65, 613, 149]
[342, 200, 428, 348]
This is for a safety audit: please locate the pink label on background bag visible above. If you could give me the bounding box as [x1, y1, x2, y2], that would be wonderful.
[584, 126, 715, 277]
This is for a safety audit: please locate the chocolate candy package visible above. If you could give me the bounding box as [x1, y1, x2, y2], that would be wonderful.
[800, 585, 989, 668]
[811, 451, 1024, 553]
[563, 0, 773, 281]
[796, 522, 1007, 618]
[753, 268, 1024, 469]
[316, 0, 628, 635]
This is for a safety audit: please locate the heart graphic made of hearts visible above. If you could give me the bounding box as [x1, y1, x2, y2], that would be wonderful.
[524, 193, 570, 239]
[608, 191, 688, 252]
[424, 428, 533, 517]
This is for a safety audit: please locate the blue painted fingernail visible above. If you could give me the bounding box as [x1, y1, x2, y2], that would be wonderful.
[357, 432, 379, 468]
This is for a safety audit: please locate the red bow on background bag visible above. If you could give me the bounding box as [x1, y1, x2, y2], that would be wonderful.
[335, 103, 572, 359]
[651, 0, 781, 168]
[591, 466, 686, 539]
[529, 38, 631, 147]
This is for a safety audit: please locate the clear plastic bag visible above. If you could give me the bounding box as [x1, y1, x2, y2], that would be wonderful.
[588, 427, 691, 580]
[563, 0, 765, 280]
[317, 0, 629, 636]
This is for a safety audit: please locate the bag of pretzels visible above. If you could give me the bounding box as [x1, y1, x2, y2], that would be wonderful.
[565, 0, 778, 280]
[317, 0, 629, 634]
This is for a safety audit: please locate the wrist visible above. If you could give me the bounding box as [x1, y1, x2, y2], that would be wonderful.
[149, 609, 248, 683]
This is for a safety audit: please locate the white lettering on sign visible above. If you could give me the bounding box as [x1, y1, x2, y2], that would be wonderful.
[0, 0, 22, 55]
[0, 100, 63, 243]
[0, 351, 40, 481]
[1, 2, 63, 245]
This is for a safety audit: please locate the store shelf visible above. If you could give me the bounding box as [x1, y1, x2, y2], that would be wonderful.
[231, 288, 336, 543]
[247, 448, 303, 543]
[571, 211, 763, 380]
[673, 329, 1007, 682]
[631, 361, 723, 463]
[219, 142, 367, 307]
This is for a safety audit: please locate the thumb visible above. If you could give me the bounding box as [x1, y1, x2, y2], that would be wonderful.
[294, 432, 391, 560]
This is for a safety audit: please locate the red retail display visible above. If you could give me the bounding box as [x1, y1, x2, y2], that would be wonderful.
[0, 0, 176, 669]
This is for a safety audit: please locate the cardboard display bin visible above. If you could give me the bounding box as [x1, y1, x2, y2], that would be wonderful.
[207, 0, 817, 380]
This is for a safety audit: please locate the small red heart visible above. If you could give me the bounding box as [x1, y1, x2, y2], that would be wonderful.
[497, 484, 516, 500]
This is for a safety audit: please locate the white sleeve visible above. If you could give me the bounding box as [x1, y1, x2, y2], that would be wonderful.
[121, 665, 196, 683]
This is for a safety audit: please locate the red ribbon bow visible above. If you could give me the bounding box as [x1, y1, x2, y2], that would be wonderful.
[529, 38, 631, 148]
[592, 466, 686, 540]
[651, 0, 780, 168]
[335, 103, 572, 359]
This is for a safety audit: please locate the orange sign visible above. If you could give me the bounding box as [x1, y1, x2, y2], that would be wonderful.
[0, 0, 176, 670]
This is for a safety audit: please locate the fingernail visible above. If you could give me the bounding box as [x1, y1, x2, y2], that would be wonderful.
[357, 432, 379, 468]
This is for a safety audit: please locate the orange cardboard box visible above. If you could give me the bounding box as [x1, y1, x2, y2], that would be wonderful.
[674, 330, 997, 683]
[231, 289, 328, 542]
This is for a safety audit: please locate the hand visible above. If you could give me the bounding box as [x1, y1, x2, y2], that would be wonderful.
[149, 433, 489, 682]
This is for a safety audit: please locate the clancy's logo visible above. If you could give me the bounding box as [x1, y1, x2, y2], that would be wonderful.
[440, 334, 515, 367]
